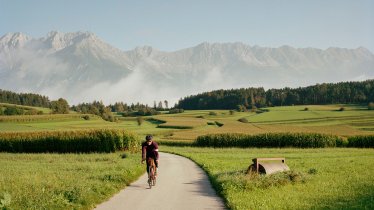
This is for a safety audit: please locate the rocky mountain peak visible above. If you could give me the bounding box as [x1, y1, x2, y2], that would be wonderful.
[0, 31, 373, 104]
[0, 32, 31, 48]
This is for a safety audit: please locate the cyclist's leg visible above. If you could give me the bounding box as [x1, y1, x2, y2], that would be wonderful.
[146, 159, 150, 175]
[154, 159, 158, 168]
[153, 159, 158, 176]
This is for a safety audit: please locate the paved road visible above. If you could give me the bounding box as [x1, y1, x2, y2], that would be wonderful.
[94, 152, 226, 210]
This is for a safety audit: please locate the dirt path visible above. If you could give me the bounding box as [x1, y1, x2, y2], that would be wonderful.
[94, 152, 226, 210]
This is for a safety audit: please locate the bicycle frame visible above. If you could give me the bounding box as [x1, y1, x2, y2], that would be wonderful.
[147, 158, 156, 188]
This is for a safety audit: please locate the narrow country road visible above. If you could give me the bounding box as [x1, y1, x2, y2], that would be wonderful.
[94, 152, 226, 210]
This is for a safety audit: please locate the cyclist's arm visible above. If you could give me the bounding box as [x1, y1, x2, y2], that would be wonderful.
[141, 144, 146, 161]
[153, 142, 159, 160]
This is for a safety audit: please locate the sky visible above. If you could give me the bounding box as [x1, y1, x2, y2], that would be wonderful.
[1, 0, 373, 52]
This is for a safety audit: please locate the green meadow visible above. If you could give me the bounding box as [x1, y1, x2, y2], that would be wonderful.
[0, 152, 144, 210]
[0, 102, 51, 114]
[1, 104, 373, 138]
[162, 146, 374, 210]
[0, 104, 373, 209]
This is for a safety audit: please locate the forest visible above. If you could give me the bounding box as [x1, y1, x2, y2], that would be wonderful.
[0, 89, 51, 107]
[176, 80, 374, 110]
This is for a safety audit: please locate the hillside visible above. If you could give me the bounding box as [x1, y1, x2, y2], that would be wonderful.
[176, 80, 374, 110]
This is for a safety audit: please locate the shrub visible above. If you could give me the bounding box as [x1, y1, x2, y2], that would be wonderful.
[338, 107, 345, 111]
[121, 112, 130, 117]
[251, 105, 257, 112]
[303, 107, 309, 111]
[244, 170, 307, 189]
[82, 115, 90, 120]
[137, 108, 160, 116]
[121, 153, 128, 159]
[4, 106, 24, 115]
[347, 135, 374, 148]
[194, 133, 342, 148]
[137, 116, 143, 126]
[168, 109, 184, 114]
[368, 102, 374, 110]
[256, 109, 269, 114]
[0, 129, 139, 153]
[25, 109, 42, 115]
[229, 110, 235, 115]
[237, 105, 247, 112]
[214, 121, 224, 127]
[308, 168, 318, 174]
[209, 111, 218, 116]
[0, 192, 11, 209]
[238, 117, 249, 123]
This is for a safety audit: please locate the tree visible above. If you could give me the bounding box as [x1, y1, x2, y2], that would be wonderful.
[158, 101, 163, 110]
[176, 80, 374, 110]
[0, 89, 51, 108]
[164, 100, 169, 109]
[101, 107, 116, 122]
[237, 104, 247, 112]
[50, 98, 69, 114]
[250, 90, 257, 112]
[114, 102, 124, 112]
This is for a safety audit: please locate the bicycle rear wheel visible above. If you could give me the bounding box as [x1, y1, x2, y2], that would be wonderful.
[152, 176, 156, 186]
[148, 168, 153, 188]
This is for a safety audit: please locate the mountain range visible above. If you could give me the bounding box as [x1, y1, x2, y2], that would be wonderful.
[1, 31, 373, 105]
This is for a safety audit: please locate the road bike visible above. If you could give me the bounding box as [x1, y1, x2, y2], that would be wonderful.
[147, 157, 157, 188]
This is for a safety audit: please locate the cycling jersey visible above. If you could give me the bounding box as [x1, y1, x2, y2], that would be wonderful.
[142, 141, 159, 160]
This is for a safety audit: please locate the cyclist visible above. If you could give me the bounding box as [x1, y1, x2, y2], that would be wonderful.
[141, 135, 159, 175]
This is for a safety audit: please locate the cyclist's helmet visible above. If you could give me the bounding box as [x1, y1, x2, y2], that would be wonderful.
[146, 135, 153, 141]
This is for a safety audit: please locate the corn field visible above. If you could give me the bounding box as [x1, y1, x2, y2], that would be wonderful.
[195, 133, 346, 148]
[0, 129, 139, 153]
[0, 114, 99, 122]
[347, 135, 374, 148]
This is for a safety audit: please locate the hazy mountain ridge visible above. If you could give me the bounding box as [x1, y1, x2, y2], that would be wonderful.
[0, 31, 373, 104]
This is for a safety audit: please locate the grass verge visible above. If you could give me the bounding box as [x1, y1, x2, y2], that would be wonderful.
[0, 152, 144, 210]
[162, 146, 374, 210]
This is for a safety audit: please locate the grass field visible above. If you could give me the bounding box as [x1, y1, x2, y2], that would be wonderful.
[0, 104, 373, 209]
[1, 104, 373, 140]
[162, 146, 374, 210]
[155, 105, 374, 141]
[0, 102, 51, 114]
[0, 152, 144, 210]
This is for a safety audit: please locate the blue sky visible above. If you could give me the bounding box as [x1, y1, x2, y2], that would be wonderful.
[1, 0, 373, 52]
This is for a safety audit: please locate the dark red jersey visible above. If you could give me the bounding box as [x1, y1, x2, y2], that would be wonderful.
[142, 141, 159, 160]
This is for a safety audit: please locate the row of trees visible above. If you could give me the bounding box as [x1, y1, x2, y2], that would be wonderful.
[0, 89, 51, 108]
[71, 101, 115, 121]
[176, 80, 374, 110]
[0, 89, 174, 119]
[73, 99, 176, 120]
[0, 89, 70, 114]
[108, 100, 170, 113]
